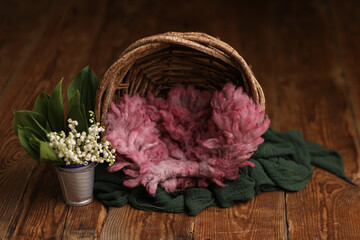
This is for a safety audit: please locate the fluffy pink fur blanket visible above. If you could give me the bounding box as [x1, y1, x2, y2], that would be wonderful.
[104, 83, 270, 195]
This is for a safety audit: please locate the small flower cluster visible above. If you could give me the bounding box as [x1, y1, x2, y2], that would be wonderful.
[48, 112, 115, 166]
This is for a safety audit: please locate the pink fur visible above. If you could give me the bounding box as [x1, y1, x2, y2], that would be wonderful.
[105, 83, 270, 195]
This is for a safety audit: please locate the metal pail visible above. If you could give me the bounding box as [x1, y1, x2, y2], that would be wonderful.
[55, 162, 96, 206]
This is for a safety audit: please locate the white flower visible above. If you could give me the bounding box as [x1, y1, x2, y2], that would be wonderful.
[48, 113, 116, 166]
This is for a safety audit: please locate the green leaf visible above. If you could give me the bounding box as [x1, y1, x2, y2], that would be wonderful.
[18, 127, 40, 161]
[13, 110, 50, 140]
[33, 92, 50, 117]
[79, 103, 88, 131]
[48, 78, 64, 132]
[30, 136, 62, 163]
[67, 90, 88, 133]
[40, 141, 62, 163]
[67, 66, 99, 120]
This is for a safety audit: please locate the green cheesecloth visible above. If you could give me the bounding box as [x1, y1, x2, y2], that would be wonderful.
[93, 128, 356, 216]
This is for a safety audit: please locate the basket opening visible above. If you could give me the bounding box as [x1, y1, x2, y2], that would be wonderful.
[113, 45, 246, 102]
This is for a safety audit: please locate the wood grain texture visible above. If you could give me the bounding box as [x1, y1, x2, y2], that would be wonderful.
[62, 201, 107, 240]
[9, 163, 68, 240]
[195, 192, 286, 240]
[100, 205, 195, 240]
[1, 0, 360, 239]
[0, 0, 55, 93]
[0, 2, 57, 238]
[0, 1, 57, 235]
[330, 0, 360, 183]
[272, 0, 360, 239]
[1, 0, 108, 239]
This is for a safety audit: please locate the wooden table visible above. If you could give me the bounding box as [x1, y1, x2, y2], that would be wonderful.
[1, 0, 360, 239]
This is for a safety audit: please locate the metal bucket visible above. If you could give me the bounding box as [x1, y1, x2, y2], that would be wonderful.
[55, 162, 96, 206]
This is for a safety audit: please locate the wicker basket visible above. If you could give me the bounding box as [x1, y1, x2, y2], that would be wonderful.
[95, 32, 265, 126]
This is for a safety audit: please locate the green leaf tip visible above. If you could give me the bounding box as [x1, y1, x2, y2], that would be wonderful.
[48, 78, 65, 132]
[67, 66, 99, 121]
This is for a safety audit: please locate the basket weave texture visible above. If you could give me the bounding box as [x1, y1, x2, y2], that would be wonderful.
[95, 32, 265, 127]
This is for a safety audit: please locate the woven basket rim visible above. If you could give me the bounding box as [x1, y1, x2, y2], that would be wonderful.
[95, 31, 265, 125]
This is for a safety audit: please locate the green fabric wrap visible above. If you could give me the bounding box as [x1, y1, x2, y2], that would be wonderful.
[94, 128, 355, 216]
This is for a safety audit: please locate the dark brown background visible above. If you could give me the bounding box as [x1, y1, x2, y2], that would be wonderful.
[1, 0, 360, 239]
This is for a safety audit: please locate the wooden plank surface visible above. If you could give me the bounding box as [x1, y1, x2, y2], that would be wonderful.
[1, 0, 360, 239]
[100, 205, 195, 240]
[0, 0, 54, 93]
[272, 0, 360, 239]
[331, 0, 360, 183]
[0, 0, 57, 237]
[8, 164, 67, 239]
[1, 0, 108, 239]
[62, 202, 107, 239]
